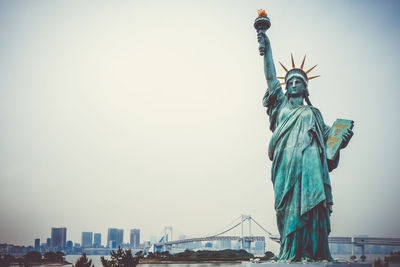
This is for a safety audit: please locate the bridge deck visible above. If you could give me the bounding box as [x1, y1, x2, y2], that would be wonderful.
[155, 236, 265, 246]
[156, 236, 400, 247]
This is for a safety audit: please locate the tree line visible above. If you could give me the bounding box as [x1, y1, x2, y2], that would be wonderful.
[0, 247, 139, 267]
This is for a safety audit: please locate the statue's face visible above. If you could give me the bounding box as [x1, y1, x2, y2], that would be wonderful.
[287, 77, 306, 97]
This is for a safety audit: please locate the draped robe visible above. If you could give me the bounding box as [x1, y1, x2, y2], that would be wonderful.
[263, 80, 339, 261]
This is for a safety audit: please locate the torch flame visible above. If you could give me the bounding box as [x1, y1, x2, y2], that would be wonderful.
[257, 9, 268, 17]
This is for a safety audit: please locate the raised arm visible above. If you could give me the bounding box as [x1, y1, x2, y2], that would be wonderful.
[257, 32, 285, 131]
[257, 32, 279, 90]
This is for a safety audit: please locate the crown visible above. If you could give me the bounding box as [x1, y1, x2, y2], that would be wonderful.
[277, 54, 320, 86]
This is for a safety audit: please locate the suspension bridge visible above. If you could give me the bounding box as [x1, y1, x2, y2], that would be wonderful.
[151, 215, 400, 259]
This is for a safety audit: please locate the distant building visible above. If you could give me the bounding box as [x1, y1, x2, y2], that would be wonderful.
[46, 238, 51, 249]
[66, 240, 73, 249]
[94, 233, 101, 247]
[81, 232, 93, 248]
[51, 227, 67, 249]
[178, 235, 187, 248]
[66, 240, 73, 254]
[219, 240, 231, 249]
[107, 228, 123, 248]
[130, 229, 140, 248]
[108, 240, 117, 249]
[255, 241, 264, 250]
[34, 238, 40, 251]
[232, 241, 241, 250]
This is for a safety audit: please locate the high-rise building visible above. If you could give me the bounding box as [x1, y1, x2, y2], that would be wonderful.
[81, 232, 93, 248]
[94, 233, 102, 248]
[108, 240, 117, 249]
[130, 229, 140, 248]
[46, 238, 51, 249]
[51, 227, 67, 249]
[107, 228, 123, 248]
[34, 238, 40, 251]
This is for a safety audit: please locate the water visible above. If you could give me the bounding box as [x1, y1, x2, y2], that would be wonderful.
[52, 255, 242, 267]
[31, 254, 387, 267]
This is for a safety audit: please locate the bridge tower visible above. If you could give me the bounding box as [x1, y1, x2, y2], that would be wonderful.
[241, 215, 252, 250]
[164, 226, 173, 242]
[163, 226, 173, 251]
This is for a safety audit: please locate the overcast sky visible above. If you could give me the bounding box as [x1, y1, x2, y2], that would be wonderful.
[1, 0, 400, 250]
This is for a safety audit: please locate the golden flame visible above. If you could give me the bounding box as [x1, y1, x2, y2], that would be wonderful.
[257, 9, 268, 17]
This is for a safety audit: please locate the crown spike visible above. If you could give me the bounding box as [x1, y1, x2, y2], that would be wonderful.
[279, 62, 289, 73]
[300, 54, 306, 70]
[306, 64, 318, 74]
[277, 76, 285, 80]
[308, 75, 320, 80]
[291, 53, 295, 68]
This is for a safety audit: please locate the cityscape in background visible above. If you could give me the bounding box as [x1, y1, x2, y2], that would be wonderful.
[1, 226, 398, 257]
[0, 226, 265, 256]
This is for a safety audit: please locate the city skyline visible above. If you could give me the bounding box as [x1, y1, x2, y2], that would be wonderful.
[3, 225, 397, 259]
[7, 225, 176, 248]
[1, 0, 400, 246]
[27, 227, 142, 248]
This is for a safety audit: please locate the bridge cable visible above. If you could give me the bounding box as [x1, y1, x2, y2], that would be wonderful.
[208, 221, 242, 237]
[205, 215, 242, 237]
[210, 217, 280, 244]
[250, 218, 273, 236]
[251, 217, 280, 243]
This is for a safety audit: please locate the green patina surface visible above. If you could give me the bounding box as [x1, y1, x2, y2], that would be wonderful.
[264, 80, 336, 261]
[255, 12, 353, 262]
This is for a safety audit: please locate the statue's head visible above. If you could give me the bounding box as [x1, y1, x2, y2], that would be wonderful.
[285, 69, 308, 97]
[285, 69, 312, 105]
[278, 54, 319, 106]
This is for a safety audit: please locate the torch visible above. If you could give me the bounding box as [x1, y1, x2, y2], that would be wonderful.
[254, 9, 271, 56]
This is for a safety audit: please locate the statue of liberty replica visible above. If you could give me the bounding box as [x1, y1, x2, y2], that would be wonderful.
[254, 10, 354, 262]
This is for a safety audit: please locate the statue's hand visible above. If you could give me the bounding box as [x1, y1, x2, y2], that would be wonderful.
[340, 128, 353, 149]
[257, 31, 267, 42]
[257, 31, 270, 56]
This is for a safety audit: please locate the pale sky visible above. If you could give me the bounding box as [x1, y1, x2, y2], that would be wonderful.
[1, 0, 399, 249]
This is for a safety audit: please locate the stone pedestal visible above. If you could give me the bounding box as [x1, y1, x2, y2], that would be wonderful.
[242, 261, 372, 267]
